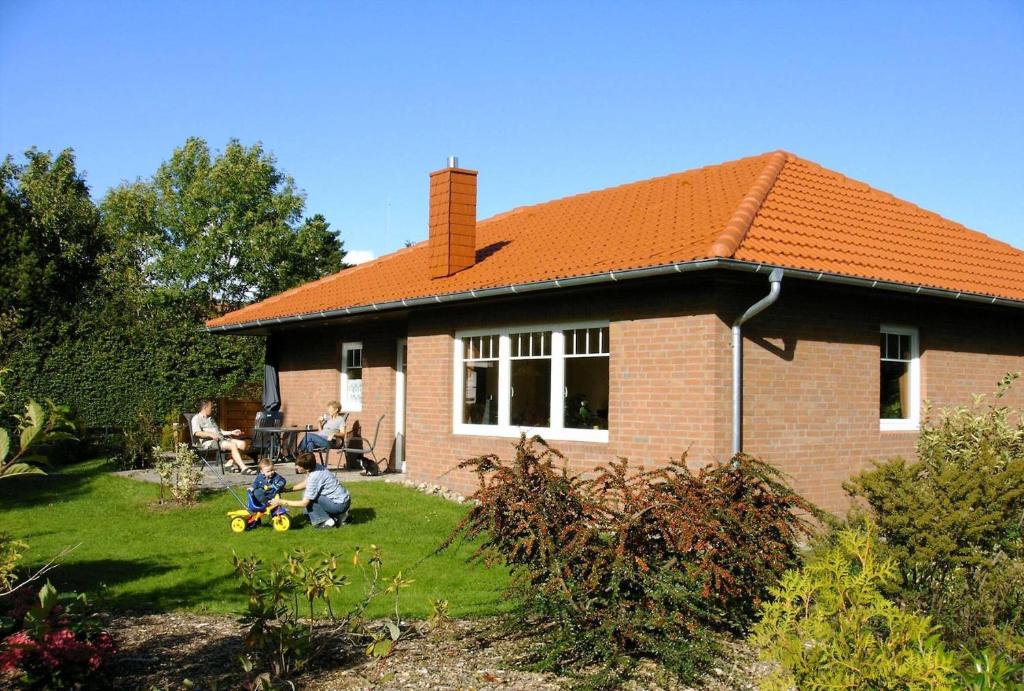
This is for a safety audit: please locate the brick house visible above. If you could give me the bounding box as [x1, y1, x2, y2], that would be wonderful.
[207, 151, 1024, 513]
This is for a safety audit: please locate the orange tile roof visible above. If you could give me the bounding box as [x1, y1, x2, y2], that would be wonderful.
[208, 151, 1024, 329]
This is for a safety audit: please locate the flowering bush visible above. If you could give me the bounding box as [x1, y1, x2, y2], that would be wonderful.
[0, 581, 115, 688]
[443, 435, 817, 684]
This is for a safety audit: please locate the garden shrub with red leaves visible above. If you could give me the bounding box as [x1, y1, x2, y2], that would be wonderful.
[0, 581, 115, 689]
[442, 436, 818, 686]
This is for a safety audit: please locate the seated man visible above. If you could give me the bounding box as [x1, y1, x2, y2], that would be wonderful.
[191, 398, 253, 474]
[271, 452, 351, 528]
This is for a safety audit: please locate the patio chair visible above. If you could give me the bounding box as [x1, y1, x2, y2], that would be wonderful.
[250, 411, 283, 460]
[317, 413, 387, 475]
[307, 412, 349, 468]
[182, 412, 226, 475]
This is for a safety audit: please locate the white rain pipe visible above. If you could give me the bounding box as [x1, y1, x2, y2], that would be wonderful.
[732, 268, 784, 456]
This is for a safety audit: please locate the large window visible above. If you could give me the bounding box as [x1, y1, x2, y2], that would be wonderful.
[454, 322, 610, 442]
[879, 326, 919, 431]
[341, 342, 363, 411]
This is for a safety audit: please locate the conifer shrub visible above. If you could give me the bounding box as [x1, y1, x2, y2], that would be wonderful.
[443, 435, 816, 684]
[845, 373, 1024, 657]
[751, 526, 956, 689]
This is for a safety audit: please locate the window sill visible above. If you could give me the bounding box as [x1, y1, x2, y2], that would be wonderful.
[454, 424, 609, 444]
[880, 419, 919, 432]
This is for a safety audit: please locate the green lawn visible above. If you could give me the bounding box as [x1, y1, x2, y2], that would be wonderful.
[0, 460, 509, 619]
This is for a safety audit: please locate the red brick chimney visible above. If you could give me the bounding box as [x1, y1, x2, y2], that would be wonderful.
[429, 156, 477, 278]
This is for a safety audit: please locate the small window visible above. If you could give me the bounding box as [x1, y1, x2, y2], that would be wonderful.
[462, 334, 499, 425]
[879, 326, 919, 431]
[341, 342, 363, 411]
[564, 327, 609, 430]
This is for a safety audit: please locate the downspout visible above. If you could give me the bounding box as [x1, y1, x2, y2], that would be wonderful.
[732, 268, 783, 456]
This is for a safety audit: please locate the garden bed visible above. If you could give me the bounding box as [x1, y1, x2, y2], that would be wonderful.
[104, 612, 766, 689]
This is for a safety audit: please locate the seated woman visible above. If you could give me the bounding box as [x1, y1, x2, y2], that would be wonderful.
[270, 453, 351, 528]
[191, 399, 254, 473]
[299, 401, 346, 453]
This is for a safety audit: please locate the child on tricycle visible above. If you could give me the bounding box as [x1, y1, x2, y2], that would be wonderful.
[227, 457, 291, 532]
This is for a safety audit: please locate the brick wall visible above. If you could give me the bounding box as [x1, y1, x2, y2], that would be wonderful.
[403, 279, 728, 497]
[277, 323, 399, 468]
[272, 274, 1024, 514]
[731, 279, 1024, 513]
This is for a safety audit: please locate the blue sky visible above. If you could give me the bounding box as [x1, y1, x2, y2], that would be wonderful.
[2, 1, 1022, 262]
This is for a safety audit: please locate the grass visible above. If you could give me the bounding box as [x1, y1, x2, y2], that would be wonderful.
[0, 459, 510, 619]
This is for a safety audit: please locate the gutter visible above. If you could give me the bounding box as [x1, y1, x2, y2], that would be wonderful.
[731, 268, 783, 456]
[205, 258, 1024, 334]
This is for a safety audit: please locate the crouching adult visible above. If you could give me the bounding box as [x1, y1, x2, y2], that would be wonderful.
[270, 453, 350, 528]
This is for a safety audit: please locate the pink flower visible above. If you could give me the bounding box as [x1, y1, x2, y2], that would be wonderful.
[4, 631, 34, 646]
[43, 628, 77, 650]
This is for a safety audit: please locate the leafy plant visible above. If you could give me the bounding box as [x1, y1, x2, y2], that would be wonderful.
[443, 435, 817, 685]
[154, 443, 204, 505]
[159, 408, 182, 451]
[845, 373, 1024, 656]
[428, 598, 450, 628]
[0, 580, 115, 689]
[0, 369, 76, 480]
[751, 526, 956, 690]
[114, 408, 161, 470]
[958, 648, 1024, 690]
[0, 535, 27, 592]
[232, 545, 411, 686]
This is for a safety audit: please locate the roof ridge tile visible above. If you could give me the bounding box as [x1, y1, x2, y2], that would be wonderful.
[707, 151, 789, 257]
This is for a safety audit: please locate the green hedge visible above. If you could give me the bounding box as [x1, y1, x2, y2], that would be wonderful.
[1, 307, 263, 432]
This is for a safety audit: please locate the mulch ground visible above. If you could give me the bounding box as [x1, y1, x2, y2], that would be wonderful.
[103, 612, 770, 690]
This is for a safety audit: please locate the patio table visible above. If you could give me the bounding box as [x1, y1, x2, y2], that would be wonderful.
[253, 426, 310, 462]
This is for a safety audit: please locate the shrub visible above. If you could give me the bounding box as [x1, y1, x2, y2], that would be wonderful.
[113, 408, 161, 470]
[443, 435, 817, 684]
[154, 443, 204, 505]
[751, 526, 956, 690]
[158, 408, 181, 451]
[0, 581, 115, 689]
[233, 546, 411, 687]
[0, 534, 27, 593]
[845, 372, 1024, 656]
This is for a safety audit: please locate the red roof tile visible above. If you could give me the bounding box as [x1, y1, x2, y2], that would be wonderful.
[208, 151, 1024, 328]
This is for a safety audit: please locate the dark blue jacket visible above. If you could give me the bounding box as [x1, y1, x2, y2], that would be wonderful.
[250, 472, 287, 507]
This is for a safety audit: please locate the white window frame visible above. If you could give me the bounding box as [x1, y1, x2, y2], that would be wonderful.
[340, 341, 363, 412]
[453, 321, 610, 443]
[879, 325, 920, 432]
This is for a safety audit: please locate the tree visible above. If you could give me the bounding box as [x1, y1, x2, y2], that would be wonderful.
[1, 138, 344, 433]
[0, 149, 105, 335]
[102, 137, 346, 311]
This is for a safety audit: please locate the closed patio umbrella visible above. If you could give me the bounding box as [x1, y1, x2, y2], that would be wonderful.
[262, 335, 281, 413]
